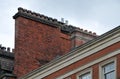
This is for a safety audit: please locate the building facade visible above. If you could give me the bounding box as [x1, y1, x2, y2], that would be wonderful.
[13, 7, 97, 78]
[20, 25, 120, 79]
[1, 7, 120, 79]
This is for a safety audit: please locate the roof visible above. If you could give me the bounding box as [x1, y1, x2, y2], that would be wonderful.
[13, 7, 97, 36]
[0, 47, 14, 59]
[19, 25, 120, 79]
[0, 73, 16, 79]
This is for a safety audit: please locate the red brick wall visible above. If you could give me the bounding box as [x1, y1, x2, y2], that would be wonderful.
[117, 54, 120, 79]
[92, 64, 99, 79]
[14, 17, 71, 77]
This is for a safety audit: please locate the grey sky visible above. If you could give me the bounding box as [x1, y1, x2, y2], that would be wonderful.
[0, 0, 120, 49]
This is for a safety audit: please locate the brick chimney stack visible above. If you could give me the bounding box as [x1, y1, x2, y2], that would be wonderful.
[13, 7, 97, 78]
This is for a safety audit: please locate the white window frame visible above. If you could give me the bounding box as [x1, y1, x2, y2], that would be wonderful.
[76, 68, 92, 79]
[99, 57, 117, 79]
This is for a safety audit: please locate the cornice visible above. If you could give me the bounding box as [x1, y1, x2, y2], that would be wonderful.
[13, 7, 97, 36]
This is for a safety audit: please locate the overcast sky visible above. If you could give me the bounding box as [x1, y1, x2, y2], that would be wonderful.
[0, 0, 120, 49]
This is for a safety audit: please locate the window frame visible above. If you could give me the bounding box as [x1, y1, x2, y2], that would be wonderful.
[99, 57, 117, 79]
[76, 68, 92, 79]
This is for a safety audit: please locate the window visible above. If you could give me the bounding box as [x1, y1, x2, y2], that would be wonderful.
[99, 57, 116, 79]
[79, 72, 91, 79]
[77, 68, 92, 79]
[102, 62, 115, 79]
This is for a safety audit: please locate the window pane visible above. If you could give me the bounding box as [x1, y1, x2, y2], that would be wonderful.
[102, 62, 115, 79]
[105, 72, 115, 79]
[80, 72, 91, 79]
[104, 62, 114, 73]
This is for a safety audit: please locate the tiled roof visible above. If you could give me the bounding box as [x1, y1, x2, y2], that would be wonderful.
[13, 7, 97, 36]
[0, 45, 14, 59]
